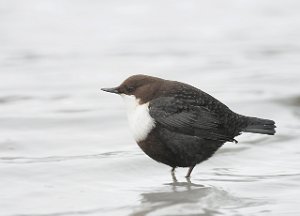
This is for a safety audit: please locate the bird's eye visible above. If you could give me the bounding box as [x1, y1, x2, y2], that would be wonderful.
[126, 86, 135, 93]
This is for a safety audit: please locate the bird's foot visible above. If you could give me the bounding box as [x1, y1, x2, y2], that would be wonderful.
[185, 165, 195, 178]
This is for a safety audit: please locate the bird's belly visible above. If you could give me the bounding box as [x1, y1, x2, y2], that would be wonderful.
[137, 130, 178, 167]
[138, 127, 224, 167]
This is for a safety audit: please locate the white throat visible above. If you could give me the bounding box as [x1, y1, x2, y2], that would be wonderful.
[121, 94, 155, 142]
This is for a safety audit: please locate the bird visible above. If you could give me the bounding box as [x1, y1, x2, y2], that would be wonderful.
[101, 75, 276, 178]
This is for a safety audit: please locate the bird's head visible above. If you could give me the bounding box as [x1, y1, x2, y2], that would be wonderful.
[101, 74, 164, 104]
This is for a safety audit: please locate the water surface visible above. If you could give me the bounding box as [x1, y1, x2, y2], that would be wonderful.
[0, 1, 300, 215]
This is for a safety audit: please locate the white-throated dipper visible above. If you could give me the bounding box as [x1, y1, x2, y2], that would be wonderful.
[102, 75, 276, 177]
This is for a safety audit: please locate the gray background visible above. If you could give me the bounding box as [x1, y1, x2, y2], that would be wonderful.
[0, 0, 300, 215]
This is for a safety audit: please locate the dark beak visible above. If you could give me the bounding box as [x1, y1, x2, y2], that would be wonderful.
[101, 87, 120, 94]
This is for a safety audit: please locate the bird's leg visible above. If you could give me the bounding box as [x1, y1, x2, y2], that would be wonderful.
[171, 171, 177, 183]
[185, 165, 195, 178]
[170, 167, 177, 183]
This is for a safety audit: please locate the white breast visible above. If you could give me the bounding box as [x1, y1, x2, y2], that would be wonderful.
[121, 95, 155, 142]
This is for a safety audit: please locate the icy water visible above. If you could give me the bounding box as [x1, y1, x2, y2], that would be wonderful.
[1, 1, 300, 215]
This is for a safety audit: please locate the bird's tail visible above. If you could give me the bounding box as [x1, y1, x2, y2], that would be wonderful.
[242, 116, 276, 135]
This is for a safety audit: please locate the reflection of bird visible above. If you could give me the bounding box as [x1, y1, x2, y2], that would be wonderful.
[129, 177, 254, 216]
[130, 178, 213, 216]
[102, 75, 276, 177]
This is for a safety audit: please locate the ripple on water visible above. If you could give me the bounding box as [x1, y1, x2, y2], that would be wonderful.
[273, 95, 300, 107]
[0, 151, 141, 164]
[0, 94, 71, 105]
[0, 95, 33, 104]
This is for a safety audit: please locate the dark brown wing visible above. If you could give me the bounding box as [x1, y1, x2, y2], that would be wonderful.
[149, 96, 239, 143]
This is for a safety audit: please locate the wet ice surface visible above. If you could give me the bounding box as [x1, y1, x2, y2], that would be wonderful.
[1, 0, 300, 215]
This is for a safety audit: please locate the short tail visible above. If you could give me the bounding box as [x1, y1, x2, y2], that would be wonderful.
[242, 117, 276, 135]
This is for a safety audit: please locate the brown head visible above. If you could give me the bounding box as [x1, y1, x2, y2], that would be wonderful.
[101, 74, 165, 104]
